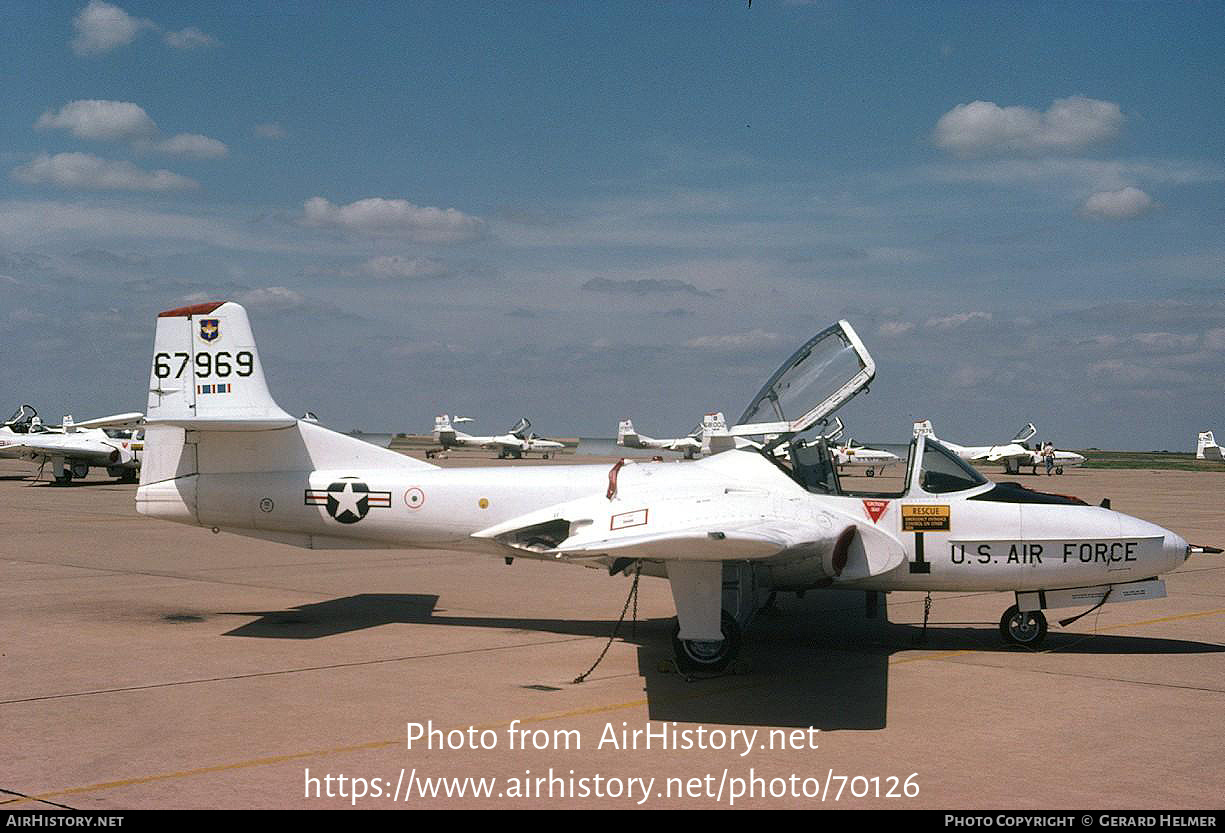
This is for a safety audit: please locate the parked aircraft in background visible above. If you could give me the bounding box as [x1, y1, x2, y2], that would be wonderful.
[0, 404, 144, 483]
[1197, 431, 1223, 461]
[819, 416, 901, 477]
[433, 415, 564, 459]
[912, 420, 1085, 475]
[617, 418, 704, 458]
[136, 303, 1218, 673]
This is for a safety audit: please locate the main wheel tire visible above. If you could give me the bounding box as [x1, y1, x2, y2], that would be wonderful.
[1056, 466, 1064, 474]
[671, 610, 741, 674]
[1000, 605, 1047, 647]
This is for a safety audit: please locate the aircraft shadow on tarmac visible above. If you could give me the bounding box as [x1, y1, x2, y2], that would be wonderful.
[4, 476, 131, 487]
[220, 590, 1223, 731]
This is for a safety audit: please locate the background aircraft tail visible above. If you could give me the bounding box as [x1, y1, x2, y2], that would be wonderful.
[912, 419, 934, 439]
[616, 418, 639, 446]
[1198, 431, 1223, 461]
[139, 301, 432, 521]
[433, 414, 457, 444]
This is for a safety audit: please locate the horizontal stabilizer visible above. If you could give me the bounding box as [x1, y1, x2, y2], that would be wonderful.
[72, 412, 145, 430]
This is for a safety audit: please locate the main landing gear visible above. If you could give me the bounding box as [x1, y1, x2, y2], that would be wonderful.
[671, 610, 742, 674]
[52, 461, 91, 485]
[999, 604, 1047, 647]
[667, 562, 759, 675]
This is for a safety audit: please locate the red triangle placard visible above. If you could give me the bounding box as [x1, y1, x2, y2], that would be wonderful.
[862, 499, 890, 523]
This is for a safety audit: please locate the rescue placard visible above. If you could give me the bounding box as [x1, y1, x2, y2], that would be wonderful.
[902, 504, 950, 532]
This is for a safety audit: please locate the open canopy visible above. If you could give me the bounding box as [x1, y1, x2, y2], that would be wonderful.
[732, 320, 875, 451]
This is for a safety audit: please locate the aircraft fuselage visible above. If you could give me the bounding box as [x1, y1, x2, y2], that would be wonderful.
[138, 437, 1186, 596]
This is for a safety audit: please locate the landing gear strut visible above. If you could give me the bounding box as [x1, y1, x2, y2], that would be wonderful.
[671, 610, 741, 674]
[666, 562, 759, 674]
[1000, 604, 1047, 647]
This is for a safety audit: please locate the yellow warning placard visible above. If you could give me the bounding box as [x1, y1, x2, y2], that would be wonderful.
[902, 504, 950, 532]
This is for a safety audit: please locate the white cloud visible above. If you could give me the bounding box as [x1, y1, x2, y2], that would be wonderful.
[877, 320, 915, 337]
[1132, 332, 1198, 351]
[149, 133, 228, 159]
[302, 196, 485, 243]
[234, 287, 304, 309]
[163, 27, 218, 49]
[71, 0, 154, 56]
[253, 123, 287, 140]
[919, 157, 1223, 193]
[685, 329, 780, 349]
[36, 100, 157, 142]
[361, 255, 453, 280]
[582, 277, 711, 296]
[933, 96, 1123, 157]
[924, 311, 992, 330]
[36, 100, 227, 160]
[1087, 359, 1169, 386]
[12, 152, 197, 192]
[70, 1, 217, 56]
[1082, 186, 1153, 220]
[951, 365, 993, 388]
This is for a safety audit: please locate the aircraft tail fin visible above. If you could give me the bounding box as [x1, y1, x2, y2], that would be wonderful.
[62, 415, 76, 433]
[702, 412, 737, 454]
[617, 418, 640, 446]
[147, 301, 296, 431]
[139, 301, 433, 498]
[434, 414, 457, 444]
[912, 419, 934, 439]
[1198, 431, 1222, 461]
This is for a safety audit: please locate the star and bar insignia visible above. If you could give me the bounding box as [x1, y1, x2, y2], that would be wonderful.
[305, 478, 392, 524]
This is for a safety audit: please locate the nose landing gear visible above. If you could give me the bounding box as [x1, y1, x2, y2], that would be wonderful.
[1000, 604, 1047, 647]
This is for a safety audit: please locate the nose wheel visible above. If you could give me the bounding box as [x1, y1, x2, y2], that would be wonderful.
[1000, 604, 1047, 647]
[671, 610, 741, 673]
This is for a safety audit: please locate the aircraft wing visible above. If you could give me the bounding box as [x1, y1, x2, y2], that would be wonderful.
[983, 443, 1029, 463]
[1, 435, 129, 465]
[664, 437, 701, 453]
[472, 491, 905, 580]
[72, 412, 145, 430]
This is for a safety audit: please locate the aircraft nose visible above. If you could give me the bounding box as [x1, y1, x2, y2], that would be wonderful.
[1165, 529, 1189, 564]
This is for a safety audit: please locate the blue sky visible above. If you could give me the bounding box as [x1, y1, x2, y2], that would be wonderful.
[2, 1, 1223, 449]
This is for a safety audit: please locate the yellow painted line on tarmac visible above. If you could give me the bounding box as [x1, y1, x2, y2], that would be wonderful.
[891, 649, 975, 665]
[4, 680, 767, 805]
[9, 607, 1223, 805]
[1106, 607, 1225, 629]
[1, 739, 401, 804]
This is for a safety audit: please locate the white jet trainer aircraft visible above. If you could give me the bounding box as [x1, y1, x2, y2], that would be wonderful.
[617, 418, 705, 459]
[137, 303, 1219, 672]
[1196, 431, 1223, 462]
[1, 404, 144, 483]
[434, 415, 564, 459]
[819, 416, 900, 478]
[912, 420, 1085, 475]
